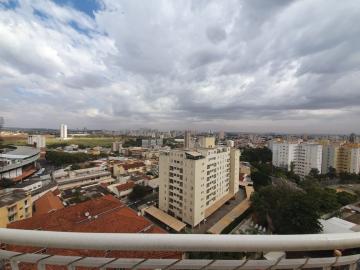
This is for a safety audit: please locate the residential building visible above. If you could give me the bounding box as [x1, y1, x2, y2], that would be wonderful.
[159, 136, 240, 227]
[112, 141, 123, 152]
[293, 143, 323, 177]
[27, 135, 46, 148]
[60, 123, 67, 139]
[0, 189, 32, 227]
[271, 142, 297, 170]
[321, 143, 340, 174]
[53, 167, 113, 190]
[184, 130, 191, 149]
[271, 141, 322, 177]
[218, 131, 225, 140]
[141, 138, 163, 148]
[337, 144, 360, 174]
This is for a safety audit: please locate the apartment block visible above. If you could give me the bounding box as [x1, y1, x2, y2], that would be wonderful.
[0, 189, 32, 228]
[159, 136, 240, 227]
[337, 144, 360, 174]
[272, 142, 297, 170]
[293, 143, 323, 177]
[271, 141, 322, 177]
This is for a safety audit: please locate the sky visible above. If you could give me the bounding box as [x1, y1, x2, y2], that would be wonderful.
[0, 0, 360, 133]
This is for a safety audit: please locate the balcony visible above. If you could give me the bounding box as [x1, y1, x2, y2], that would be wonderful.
[1, 228, 360, 269]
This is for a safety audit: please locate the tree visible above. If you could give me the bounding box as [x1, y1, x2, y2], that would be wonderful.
[128, 184, 152, 201]
[251, 170, 271, 190]
[241, 147, 272, 164]
[309, 168, 320, 178]
[327, 167, 337, 179]
[337, 191, 358, 206]
[251, 185, 323, 234]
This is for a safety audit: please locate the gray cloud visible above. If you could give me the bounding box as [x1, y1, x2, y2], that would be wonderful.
[0, 0, 360, 133]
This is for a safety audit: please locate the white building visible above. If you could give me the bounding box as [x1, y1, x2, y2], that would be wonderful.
[321, 144, 339, 174]
[159, 136, 240, 227]
[271, 141, 323, 177]
[184, 130, 191, 149]
[293, 143, 323, 177]
[272, 142, 297, 170]
[60, 124, 67, 139]
[27, 135, 46, 148]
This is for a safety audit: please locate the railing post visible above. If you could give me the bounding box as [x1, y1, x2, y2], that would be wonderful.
[9, 261, 19, 270]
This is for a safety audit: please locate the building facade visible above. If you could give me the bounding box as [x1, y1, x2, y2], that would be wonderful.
[271, 141, 322, 177]
[159, 137, 240, 227]
[27, 135, 46, 148]
[60, 124, 67, 139]
[0, 189, 32, 228]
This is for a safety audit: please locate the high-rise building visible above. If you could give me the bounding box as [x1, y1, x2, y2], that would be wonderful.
[321, 143, 339, 174]
[293, 143, 323, 177]
[27, 135, 46, 148]
[184, 130, 191, 149]
[218, 131, 225, 140]
[337, 144, 360, 174]
[272, 142, 297, 170]
[159, 136, 240, 227]
[349, 133, 358, 143]
[60, 124, 67, 139]
[271, 141, 322, 177]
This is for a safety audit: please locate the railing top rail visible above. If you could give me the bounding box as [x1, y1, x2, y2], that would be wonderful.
[1, 228, 360, 252]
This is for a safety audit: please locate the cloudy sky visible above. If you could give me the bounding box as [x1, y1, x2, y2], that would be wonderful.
[0, 0, 359, 133]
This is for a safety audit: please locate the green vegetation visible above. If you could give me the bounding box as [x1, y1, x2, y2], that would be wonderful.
[122, 138, 141, 148]
[128, 184, 152, 201]
[251, 184, 323, 234]
[336, 191, 358, 205]
[241, 147, 272, 164]
[251, 178, 359, 234]
[46, 151, 99, 166]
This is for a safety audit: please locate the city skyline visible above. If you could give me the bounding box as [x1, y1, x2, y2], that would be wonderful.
[1, 0, 360, 133]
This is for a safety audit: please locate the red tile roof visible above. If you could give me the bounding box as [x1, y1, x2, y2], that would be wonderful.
[34, 191, 64, 216]
[115, 181, 135, 192]
[122, 162, 145, 170]
[7, 195, 181, 268]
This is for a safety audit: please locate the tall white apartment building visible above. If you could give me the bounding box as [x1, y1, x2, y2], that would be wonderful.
[159, 136, 240, 227]
[321, 143, 339, 174]
[272, 142, 297, 170]
[27, 135, 46, 148]
[271, 141, 323, 177]
[293, 144, 323, 177]
[60, 124, 67, 139]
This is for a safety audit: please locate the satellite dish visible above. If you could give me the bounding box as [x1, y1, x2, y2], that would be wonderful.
[85, 212, 90, 217]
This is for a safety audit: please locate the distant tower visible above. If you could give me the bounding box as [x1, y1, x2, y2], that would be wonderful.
[184, 130, 191, 149]
[60, 124, 68, 139]
[219, 131, 225, 140]
[349, 133, 357, 143]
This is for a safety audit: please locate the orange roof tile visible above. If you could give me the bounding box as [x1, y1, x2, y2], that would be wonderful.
[7, 195, 181, 266]
[34, 191, 64, 216]
[115, 181, 135, 192]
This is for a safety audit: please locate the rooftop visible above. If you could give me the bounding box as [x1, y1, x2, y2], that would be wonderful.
[7, 195, 180, 259]
[115, 182, 135, 192]
[0, 189, 29, 208]
[33, 191, 64, 216]
[0, 146, 39, 159]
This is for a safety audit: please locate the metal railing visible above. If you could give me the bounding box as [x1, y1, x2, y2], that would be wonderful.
[1, 228, 360, 269]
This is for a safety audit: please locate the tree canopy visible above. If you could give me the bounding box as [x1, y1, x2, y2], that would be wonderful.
[251, 185, 323, 234]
